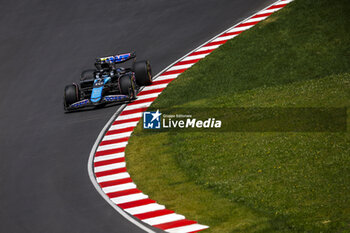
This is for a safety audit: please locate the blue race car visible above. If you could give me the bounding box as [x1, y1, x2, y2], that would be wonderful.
[64, 52, 152, 111]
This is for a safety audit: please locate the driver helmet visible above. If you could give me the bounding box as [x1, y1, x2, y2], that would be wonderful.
[95, 60, 110, 71]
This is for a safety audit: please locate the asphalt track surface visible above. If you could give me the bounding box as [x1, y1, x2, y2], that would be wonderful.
[0, 0, 275, 232]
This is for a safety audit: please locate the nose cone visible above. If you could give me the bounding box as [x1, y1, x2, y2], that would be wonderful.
[91, 86, 103, 103]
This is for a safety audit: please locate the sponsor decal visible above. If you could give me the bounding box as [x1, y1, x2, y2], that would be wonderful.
[163, 118, 222, 128]
[143, 109, 222, 129]
[142, 108, 346, 132]
[143, 110, 162, 129]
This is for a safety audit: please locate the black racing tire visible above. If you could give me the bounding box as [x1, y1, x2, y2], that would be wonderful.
[133, 60, 152, 86]
[64, 84, 80, 108]
[80, 69, 95, 81]
[119, 76, 133, 95]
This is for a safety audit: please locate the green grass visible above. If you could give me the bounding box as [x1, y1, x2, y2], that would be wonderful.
[126, 0, 350, 232]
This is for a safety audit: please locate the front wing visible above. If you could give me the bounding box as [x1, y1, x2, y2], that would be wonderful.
[65, 94, 131, 111]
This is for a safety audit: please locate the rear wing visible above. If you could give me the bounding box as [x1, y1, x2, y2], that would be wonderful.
[97, 52, 136, 64]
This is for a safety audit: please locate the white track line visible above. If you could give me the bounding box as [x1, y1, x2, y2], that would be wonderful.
[116, 113, 143, 121]
[212, 34, 238, 42]
[245, 16, 269, 23]
[166, 224, 209, 233]
[181, 53, 209, 61]
[96, 172, 130, 182]
[167, 63, 194, 71]
[96, 142, 128, 152]
[155, 74, 180, 81]
[144, 213, 185, 226]
[94, 152, 125, 162]
[111, 193, 149, 205]
[136, 92, 161, 100]
[102, 132, 132, 141]
[125, 203, 165, 215]
[141, 83, 169, 91]
[102, 182, 136, 193]
[261, 8, 281, 14]
[94, 162, 126, 172]
[124, 102, 153, 111]
[197, 44, 221, 51]
[228, 25, 254, 32]
[109, 122, 138, 130]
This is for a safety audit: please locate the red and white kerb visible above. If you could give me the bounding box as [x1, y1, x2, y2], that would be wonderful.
[93, 0, 293, 232]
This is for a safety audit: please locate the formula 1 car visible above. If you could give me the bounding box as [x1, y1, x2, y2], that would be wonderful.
[64, 52, 152, 111]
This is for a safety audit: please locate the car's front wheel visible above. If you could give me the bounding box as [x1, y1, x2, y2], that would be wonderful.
[119, 76, 134, 96]
[64, 83, 80, 110]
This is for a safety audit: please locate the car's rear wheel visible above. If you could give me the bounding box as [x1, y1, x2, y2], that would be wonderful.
[134, 60, 152, 86]
[119, 76, 134, 96]
[64, 83, 80, 109]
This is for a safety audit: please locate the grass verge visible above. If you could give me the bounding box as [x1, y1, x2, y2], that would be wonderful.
[126, 0, 350, 232]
